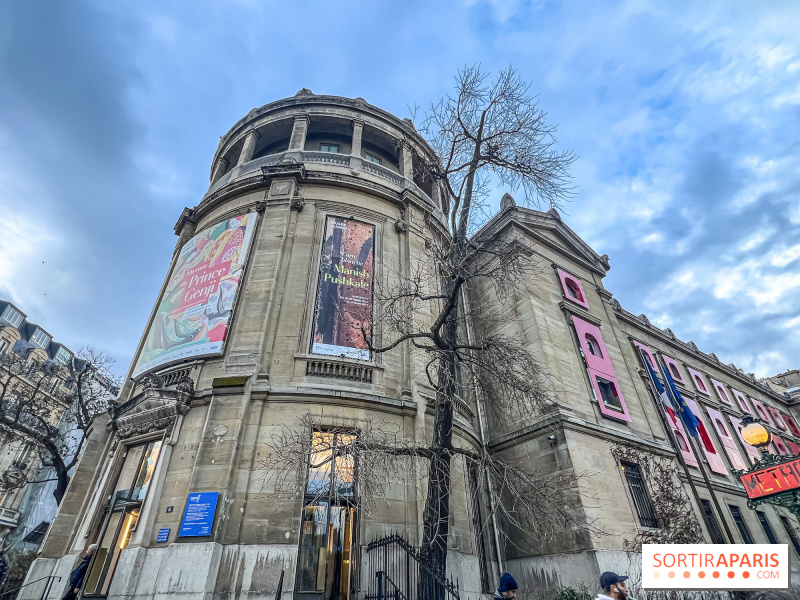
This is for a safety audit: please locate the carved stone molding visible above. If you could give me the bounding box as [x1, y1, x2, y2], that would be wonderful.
[291, 195, 305, 211]
[114, 387, 192, 440]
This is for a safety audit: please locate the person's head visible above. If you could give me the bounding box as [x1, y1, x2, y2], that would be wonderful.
[86, 544, 98, 557]
[498, 572, 518, 598]
[600, 572, 628, 600]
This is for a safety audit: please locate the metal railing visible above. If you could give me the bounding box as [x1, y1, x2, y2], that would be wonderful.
[0, 576, 61, 600]
[365, 534, 460, 600]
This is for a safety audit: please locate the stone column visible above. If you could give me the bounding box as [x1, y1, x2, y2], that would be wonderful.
[400, 143, 414, 182]
[350, 119, 364, 169]
[288, 114, 309, 151]
[236, 129, 260, 166]
[210, 157, 230, 185]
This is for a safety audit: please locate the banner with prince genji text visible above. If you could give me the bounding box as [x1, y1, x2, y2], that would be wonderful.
[132, 213, 257, 378]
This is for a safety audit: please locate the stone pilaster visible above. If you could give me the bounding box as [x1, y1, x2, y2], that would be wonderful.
[236, 128, 261, 166]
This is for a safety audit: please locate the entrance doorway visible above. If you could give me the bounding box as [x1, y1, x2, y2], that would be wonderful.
[83, 440, 161, 597]
[295, 431, 357, 600]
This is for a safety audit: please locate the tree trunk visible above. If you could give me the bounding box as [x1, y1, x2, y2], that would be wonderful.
[421, 279, 461, 587]
[52, 463, 70, 506]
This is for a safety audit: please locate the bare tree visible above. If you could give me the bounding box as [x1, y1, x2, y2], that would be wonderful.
[0, 348, 117, 504]
[370, 65, 575, 573]
[263, 65, 582, 583]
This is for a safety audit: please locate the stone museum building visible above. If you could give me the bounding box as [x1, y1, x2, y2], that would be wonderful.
[21, 91, 800, 599]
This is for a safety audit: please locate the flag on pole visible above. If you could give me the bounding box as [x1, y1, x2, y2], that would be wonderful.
[639, 349, 676, 412]
[659, 358, 700, 438]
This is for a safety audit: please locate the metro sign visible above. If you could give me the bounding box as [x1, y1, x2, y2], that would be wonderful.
[740, 457, 800, 500]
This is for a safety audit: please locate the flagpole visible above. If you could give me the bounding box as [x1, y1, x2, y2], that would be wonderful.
[658, 356, 736, 544]
[637, 349, 720, 543]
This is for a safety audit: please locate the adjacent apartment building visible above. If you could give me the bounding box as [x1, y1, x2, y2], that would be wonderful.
[20, 91, 800, 600]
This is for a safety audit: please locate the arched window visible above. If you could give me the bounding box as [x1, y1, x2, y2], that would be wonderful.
[715, 419, 728, 437]
[585, 334, 603, 357]
[756, 405, 769, 422]
[675, 431, 689, 452]
[565, 279, 583, 302]
[670, 364, 681, 380]
[694, 376, 707, 392]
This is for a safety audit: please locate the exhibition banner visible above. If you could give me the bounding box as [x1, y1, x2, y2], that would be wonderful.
[310, 216, 374, 361]
[132, 213, 257, 378]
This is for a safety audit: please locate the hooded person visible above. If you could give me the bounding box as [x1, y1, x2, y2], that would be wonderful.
[494, 572, 518, 599]
[595, 571, 629, 600]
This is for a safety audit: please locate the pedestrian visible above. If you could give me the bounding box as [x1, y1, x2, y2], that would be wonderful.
[494, 572, 518, 599]
[595, 571, 629, 600]
[61, 544, 97, 600]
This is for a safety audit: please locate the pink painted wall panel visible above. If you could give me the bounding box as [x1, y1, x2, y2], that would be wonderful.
[686, 366, 710, 395]
[773, 434, 791, 456]
[731, 389, 751, 414]
[661, 355, 686, 384]
[787, 440, 800, 456]
[750, 398, 773, 426]
[710, 378, 733, 406]
[633, 341, 659, 372]
[783, 413, 800, 437]
[573, 317, 614, 378]
[706, 406, 748, 471]
[684, 398, 728, 475]
[729, 415, 761, 465]
[557, 268, 590, 309]
[768, 407, 787, 431]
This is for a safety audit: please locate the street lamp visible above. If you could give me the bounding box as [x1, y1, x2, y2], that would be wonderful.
[740, 415, 772, 455]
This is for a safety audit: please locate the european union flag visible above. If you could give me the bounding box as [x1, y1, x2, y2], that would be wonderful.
[659, 358, 700, 438]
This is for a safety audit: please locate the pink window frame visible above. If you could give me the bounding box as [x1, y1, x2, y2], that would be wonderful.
[665, 407, 698, 467]
[661, 355, 686, 384]
[767, 407, 787, 431]
[706, 406, 748, 471]
[782, 413, 800, 437]
[632, 341, 659, 372]
[586, 367, 631, 422]
[686, 366, 710, 395]
[729, 415, 762, 465]
[787, 440, 800, 457]
[573, 317, 614, 378]
[557, 268, 590, 309]
[773, 434, 791, 456]
[684, 397, 728, 475]
[731, 389, 751, 413]
[750, 398, 773, 426]
[710, 379, 733, 406]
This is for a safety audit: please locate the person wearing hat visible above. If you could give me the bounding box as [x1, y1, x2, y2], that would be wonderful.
[595, 571, 629, 600]
[494, 572, 518, 599]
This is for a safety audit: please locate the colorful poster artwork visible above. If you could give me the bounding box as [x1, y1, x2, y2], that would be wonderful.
[132, 213, 257, 378]
[311, 217, 374, 361]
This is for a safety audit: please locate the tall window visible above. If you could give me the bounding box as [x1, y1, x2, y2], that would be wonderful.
[468, 466, 491, 594]
[729, 505, 754, 544]
[779, 516, 800, 557]
[622, 463, 658, 528]
[30, 328, 50, 349]
[701, 499, 726, 544]
[298, 430, 357, 600]
[84, 440, 162, 596]
[1, 306, 23, 328]
[757, 511, 778, 544]
[0, 340, 7, 354]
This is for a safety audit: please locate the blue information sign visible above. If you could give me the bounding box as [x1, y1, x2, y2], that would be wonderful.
[179, 492, 219, 537]
[157, 528, 170, 543]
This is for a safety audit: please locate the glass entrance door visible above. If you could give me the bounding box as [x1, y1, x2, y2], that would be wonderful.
[295, 432, 356, 600]
[84, 440, 161, 597]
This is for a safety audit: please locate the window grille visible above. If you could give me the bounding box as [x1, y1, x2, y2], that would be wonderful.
[757, 511, 778, 544]
[729, 505, 754, 544]
[701, 499, 726, 544]
[621, 462, 658, 528]
[779, 516, 800, 557]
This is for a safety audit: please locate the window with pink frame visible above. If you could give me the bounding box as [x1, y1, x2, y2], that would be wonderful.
[557, 268, 590, 309]
[661, 355, 686, 384]
[782, 413, 800, 437]
[572, 316, 631, 422]
[710, 379, 733, 406]
[686, 366, 710, 395]
[632, 341, 659, 372]
[750, 398, 773, 426]
[731, 389, 751, 413]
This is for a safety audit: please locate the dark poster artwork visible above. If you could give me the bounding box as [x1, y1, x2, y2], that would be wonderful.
[311, 216, 375, 360]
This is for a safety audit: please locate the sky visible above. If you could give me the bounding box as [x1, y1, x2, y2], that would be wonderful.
[0, 0, 798, 379]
